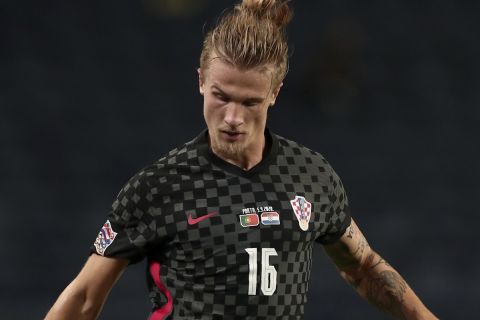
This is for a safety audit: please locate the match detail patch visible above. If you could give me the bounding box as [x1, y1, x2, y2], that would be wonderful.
[290, 196, 312, 231]
[261, 211, 280, 225]
[94, 220, 118, 255]
[239, 214, 259, 227]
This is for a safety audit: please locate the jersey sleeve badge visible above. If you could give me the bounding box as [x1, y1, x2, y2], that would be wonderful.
[290, 196, 312, 231]
[94, 220, 118, 255]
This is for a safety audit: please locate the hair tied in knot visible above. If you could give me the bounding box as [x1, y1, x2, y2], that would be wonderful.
[238, 0, 293, 27]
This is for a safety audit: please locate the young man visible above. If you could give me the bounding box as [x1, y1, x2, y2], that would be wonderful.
[46, 1, 437, 319]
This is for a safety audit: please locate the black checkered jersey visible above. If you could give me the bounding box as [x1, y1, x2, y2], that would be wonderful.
[91, 129, 351, 320]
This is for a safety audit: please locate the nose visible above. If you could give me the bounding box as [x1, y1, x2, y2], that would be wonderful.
[224, 103, 244, 128]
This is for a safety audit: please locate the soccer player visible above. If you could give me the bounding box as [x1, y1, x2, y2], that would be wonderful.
[46, 0, 438, 319]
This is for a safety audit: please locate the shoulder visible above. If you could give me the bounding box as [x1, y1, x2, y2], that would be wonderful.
[154, 135, 202, 167]
[274, 133, 334, 172]
[132, 134, 202, 181]
[114, 135, 202, 199]
[272, 133, 347, 197]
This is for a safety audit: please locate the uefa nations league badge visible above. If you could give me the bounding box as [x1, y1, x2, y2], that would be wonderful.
[290, 196, 312, 231]
[94, 220, 118, 255]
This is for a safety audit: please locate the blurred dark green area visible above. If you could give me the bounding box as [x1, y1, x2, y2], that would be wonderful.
[1, 0, 478, 318]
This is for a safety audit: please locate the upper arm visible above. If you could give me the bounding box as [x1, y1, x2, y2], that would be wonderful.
[73, 254, 129, 300]
[46, 255, 129, 319]
[323, 219, 373, 271]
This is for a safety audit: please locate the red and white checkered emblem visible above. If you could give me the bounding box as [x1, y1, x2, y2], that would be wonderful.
[290, 196, 312, 231]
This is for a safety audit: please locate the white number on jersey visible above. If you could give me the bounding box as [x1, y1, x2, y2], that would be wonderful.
[245, 248, 278, 296]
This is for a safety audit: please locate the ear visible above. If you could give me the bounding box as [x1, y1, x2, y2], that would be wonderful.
[198, 68, 205, 95]
[269, 82, 283, 107]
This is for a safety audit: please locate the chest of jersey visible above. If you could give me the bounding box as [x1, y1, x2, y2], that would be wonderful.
[150, 164, 332, 284]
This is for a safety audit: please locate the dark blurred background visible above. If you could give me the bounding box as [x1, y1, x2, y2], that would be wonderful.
[1, 0, 479, 319]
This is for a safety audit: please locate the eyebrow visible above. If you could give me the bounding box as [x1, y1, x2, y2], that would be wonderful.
[211, 85, 227, 96]
[211, 85, 265, 103]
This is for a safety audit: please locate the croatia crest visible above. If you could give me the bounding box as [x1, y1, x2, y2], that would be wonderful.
[94, 220, 118, 255]
[290, 196, 312, 231]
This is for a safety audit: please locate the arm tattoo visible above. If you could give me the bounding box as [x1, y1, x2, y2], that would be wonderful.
[352, 235, 369, 260]
[346, 225, 355, 239]
[347, 277, 362, 289]
[370, 257, 391, 269]
[366, 270, 407, 313]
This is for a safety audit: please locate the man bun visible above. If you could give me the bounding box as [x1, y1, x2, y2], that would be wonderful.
[200, 0, 294, 86]
[237, 0, 293, 27]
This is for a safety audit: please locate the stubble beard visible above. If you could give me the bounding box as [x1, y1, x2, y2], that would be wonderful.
[211, 133, 247, 161]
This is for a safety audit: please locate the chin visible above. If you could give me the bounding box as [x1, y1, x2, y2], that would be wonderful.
[218, 141, 246, 159]
[212, 135, 247, 159]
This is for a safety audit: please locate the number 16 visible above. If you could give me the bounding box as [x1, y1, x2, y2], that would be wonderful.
[245, 248, 278, 296]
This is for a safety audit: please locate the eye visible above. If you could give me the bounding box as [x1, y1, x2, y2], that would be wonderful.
[243, 101, 258, 107]
[213, 92, 229, 102]
[243, 100, 262, 107]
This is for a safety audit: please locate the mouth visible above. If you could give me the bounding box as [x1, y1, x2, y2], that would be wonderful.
[220, 130, 245, 142]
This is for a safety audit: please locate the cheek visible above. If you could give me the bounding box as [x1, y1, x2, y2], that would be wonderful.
[204, 96, 223, 122]
[251, 105, 269, 125]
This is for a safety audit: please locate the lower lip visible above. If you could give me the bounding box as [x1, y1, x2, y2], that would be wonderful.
[221, 131, 244, 142]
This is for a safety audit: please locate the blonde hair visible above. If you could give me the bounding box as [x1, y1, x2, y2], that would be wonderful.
[200, 0, 293, 86]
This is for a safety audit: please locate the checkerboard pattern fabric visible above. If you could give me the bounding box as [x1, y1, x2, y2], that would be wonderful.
[91, 130, 351, 319]
[290, 199, 311, 213]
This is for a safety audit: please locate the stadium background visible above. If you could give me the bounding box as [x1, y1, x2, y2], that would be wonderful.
[1, 0, 479, 318]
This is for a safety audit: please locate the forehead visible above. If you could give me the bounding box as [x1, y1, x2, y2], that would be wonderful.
[204, 57, 274, 95]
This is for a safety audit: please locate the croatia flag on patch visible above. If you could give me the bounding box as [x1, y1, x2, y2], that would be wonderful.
[94, 220, 118, 255]
[239, 214, 259, 227]
[261, 211, 280, 225]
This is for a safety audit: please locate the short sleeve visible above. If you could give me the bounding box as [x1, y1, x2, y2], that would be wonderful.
[316, 167, 352, 244]
[90, 171, 158, 264]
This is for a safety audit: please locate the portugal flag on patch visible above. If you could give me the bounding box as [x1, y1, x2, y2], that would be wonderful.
[239, 214, 260, 227]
